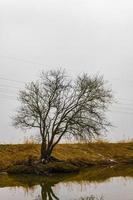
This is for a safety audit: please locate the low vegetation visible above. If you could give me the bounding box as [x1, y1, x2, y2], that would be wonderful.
[1, 164, 133, 188]
[0, 141, 133, 173]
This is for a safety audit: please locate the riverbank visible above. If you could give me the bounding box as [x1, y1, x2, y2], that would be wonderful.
[0, 165, 133, 200]
[0, 141, 133, 174]
[0, 164, 133, 188]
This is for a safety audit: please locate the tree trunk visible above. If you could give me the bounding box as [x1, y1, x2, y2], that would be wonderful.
[41, 140, 46, 159]
[40, 140, 52, 162]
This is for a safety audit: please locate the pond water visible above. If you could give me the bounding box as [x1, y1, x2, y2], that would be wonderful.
[0, 165, 133, 200]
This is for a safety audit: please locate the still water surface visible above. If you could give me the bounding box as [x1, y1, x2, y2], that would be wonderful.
[0, 165, 133, 200]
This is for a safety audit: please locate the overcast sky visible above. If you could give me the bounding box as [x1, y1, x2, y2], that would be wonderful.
[0, 0, 133, 143]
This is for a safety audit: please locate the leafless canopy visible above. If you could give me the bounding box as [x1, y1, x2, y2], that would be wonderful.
[13, 69, 113, 160]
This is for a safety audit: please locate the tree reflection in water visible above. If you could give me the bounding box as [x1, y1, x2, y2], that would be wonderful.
[35, 183, 103, 200]
[1, 165, 133, 200]
[41, 183, 59, 200]
[35, 182, 59, 200]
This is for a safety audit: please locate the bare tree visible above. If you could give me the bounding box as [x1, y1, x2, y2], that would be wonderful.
[13, 69, 113, 162]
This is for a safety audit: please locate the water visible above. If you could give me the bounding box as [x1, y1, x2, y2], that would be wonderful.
[0, 165, 133, 200]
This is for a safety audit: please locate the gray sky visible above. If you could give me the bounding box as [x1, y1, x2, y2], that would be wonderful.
[0, 0, 133, 143]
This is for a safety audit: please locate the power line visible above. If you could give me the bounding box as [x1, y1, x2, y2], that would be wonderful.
[0, 91, 18, 97]
[110, 77, 133, 84]
[0, 77, 25, 84]
[1, 54, 133, 85]
[1, 73, 133, 114]
[0, 85, 20, 90]
[0, 94, 17, 101]
[116, 97, 133, 102]
[109, 109, 133, 115]
[1, 95, 133, 116]
[111, 107, 133, 113]
[1, 53, 133, 84]
[0, 85, 133, 109]
[0, 54, 44, 66]
[0, 91, 17, 96]
[0, 87, 132, 107]
[0, 78, 132, 103]
[119, 101, 133, 105]
[1, 91, 133, 114]
[0, 96, 17, 101]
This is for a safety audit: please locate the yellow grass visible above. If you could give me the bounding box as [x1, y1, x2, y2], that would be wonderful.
[0, 141, 133, 170]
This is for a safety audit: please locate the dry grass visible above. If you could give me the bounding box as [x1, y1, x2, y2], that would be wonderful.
[0, 141, 133, 170]
[0, 144, 40, 170]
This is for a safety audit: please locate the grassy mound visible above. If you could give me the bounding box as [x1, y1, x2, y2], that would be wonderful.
[0, 141, 133, 171]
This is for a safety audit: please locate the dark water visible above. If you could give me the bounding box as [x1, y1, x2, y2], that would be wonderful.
[0, 165, 133, 200]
